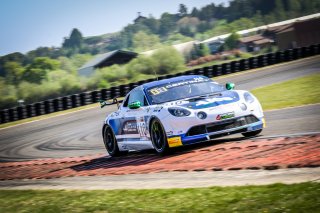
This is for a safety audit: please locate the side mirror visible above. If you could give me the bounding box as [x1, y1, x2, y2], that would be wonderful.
[128, 101, 141, 109]
[226, 82, 235, 90]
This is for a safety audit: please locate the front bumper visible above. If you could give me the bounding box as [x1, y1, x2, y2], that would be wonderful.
[168, 115, 264, 146]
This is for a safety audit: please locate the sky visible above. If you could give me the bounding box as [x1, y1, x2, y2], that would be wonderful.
[0, 0, 230, 56]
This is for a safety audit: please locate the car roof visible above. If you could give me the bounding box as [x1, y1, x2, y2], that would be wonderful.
[142, 75, 209, 90]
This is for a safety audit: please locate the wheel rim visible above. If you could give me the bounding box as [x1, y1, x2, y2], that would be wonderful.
[151, 121, 164, 151]
[105, 127, 115, 152]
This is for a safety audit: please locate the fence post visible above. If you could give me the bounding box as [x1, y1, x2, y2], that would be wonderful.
[62, 96, 72, 110]
[91, 90, 101, 103]
[231, 61, 239, 73]
[283, 49, 291, 61]
[249, 57, 258, 69]
[34, 102, 45, 116]
[310, 44, 319, 56]
[1, 109, 10, 124]
[120, 84, 130, 97]
[44, 100, 54, 114]
[17, 106, 27, 120]
[26, 104, 36, 118]
[71, 94, 81, 108]
[53, 98, 63, 111]
[203, 66, 213, 78]
[79, 92, 92, 106]
[185, 69, 195, 75]
[267, 52, 276, 65]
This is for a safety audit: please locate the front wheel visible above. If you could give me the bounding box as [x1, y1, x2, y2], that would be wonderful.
[150, 118, 169, 155]
[242, 129, 262, 137]
[103, 125, 120, 157]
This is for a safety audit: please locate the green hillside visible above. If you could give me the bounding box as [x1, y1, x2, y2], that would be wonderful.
[0, 0, 319, 109]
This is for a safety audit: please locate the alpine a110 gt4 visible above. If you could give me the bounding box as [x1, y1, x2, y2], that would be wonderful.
[101, 75, 265, 156]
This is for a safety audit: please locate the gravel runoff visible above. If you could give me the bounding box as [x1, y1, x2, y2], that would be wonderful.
[0, 168, 319, 190]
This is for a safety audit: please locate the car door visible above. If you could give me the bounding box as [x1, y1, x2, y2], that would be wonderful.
[117, 87, 151, 150]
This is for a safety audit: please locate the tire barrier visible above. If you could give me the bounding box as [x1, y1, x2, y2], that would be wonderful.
[1, 43, 320, 124]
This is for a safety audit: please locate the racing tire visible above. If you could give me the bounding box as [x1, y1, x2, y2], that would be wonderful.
[242, 129, 262, 137]
[103, 125, 121, 157]
[150, 118, 169, 155]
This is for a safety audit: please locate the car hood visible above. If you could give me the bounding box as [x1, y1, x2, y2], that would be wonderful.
[164, 90, 240, 110]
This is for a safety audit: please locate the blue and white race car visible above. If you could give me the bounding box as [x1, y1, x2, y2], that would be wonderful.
[101, 75, 265, 156]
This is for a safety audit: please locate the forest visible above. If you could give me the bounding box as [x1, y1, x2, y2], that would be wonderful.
[0, 0, 319, 109]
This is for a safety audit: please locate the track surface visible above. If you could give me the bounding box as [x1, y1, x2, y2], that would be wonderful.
[0, 134, 319, 181]
[0, 56, 319, 162]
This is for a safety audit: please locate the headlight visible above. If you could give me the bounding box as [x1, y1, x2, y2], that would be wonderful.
[240, 103, 247, 111]
[168, 107, 191, 117]
[244, 92, 254, 103]
[197, 111, 207, 119]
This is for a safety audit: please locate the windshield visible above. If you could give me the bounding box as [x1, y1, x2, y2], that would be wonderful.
[146, 78, 225, 104]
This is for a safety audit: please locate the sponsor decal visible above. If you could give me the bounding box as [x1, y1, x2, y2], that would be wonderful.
[183, 91, 240, 109]
[153, 106, 163, 112]
[167, 136, 183, 147]
[166, 131, 174, 136]
[136, 116, 148, 138]
[150, 87, 167, 95]
[122, 120, 138, 134]
[216, 112, 235, 120]
[149, 77, 209, 96]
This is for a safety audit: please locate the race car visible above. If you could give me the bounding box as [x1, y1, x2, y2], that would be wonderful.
[101, 75, 265, 156]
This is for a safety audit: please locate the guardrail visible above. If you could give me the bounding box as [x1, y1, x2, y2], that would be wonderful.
[1, 44, 319, 124]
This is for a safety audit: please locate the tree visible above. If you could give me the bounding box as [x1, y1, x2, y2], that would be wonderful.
[132, 31, 161, 52]
[177, 17, 200, 36]
[224, 32, 240, 50]
[0, 52, 26, 76]
[62, 28, 84, 49]
[229, 18, 255, 31]
[3, 62, 25, 85]
[190, 7, 200, 17]
[159, 13, 177, 36]
[190, 43, 210, 59]
[275, 0, 287, 21]
[23, 57, 60, 84]
[178, 4, 188, 17]
[141, 15, 160, 34]
[286, 0, 301, 18]
[151, 47, 185, 75]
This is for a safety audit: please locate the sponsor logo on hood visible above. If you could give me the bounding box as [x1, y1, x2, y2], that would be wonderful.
[182, 91, 239, 109]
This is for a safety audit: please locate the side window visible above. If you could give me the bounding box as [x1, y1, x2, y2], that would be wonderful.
[122, 94, 130, 107]
[128, 88, 148, 107]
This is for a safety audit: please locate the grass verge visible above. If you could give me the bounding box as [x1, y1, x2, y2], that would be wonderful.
[252, 73, 320, 111]
[0, 182, 319, 212]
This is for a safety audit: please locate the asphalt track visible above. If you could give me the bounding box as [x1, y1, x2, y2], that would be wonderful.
[0, 56, 319, 162]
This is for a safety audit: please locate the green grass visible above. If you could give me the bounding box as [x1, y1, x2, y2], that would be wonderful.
[0, 182, 319, 212]
[252, 73, 320, 110]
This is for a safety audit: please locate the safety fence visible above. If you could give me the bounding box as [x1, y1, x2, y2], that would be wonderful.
[1, 44, 319, 124]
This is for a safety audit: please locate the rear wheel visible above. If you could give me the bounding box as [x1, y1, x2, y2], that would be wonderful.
[103, 125, 120, 157]
[150, 118, 169, 155]
[242, 129, 262, 137]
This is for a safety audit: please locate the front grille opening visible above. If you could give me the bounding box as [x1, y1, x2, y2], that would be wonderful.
[186, 115, 259, 136]
[187, 125, 206, 136]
